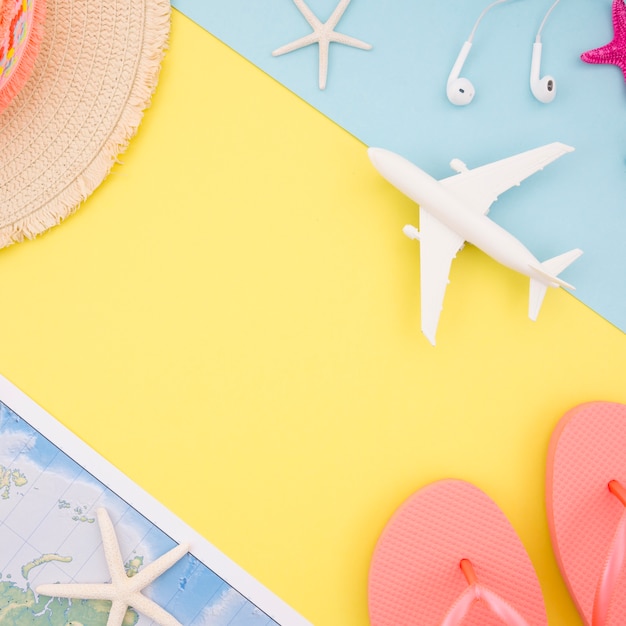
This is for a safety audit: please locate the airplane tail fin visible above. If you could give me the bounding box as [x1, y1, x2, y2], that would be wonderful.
[528, 248, 583, 320]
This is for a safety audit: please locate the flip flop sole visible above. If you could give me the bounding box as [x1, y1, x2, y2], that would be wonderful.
[368, 479, 547, 626]
[547, 401, 626, 626]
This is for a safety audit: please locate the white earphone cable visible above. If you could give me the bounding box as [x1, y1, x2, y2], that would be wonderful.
[467, 0, 511, 43]
[536, 0, 562, 42]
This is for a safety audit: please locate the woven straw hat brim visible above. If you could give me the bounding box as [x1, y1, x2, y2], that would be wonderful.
[0, 0, 170, 249]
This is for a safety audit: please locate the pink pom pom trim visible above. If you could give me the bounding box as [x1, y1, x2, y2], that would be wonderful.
[0, 0, 45, 114]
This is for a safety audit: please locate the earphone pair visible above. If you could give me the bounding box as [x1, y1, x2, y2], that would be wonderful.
[447, 0, 562, 106]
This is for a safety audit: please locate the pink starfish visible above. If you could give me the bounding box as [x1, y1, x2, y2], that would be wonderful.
[581, 0, 626, 80]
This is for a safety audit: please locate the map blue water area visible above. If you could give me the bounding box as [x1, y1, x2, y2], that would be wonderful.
[0, 402, 27, 430]
[159, 554, 219, 624]
[172, 0, 626, 331]
[156, 552, 278, 625]
[117, 498, 158, 539]
[0, 402, 35, 442]
[1, 406, 61, 472]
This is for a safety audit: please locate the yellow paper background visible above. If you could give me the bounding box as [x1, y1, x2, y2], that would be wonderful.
[1, 11, 624, 625]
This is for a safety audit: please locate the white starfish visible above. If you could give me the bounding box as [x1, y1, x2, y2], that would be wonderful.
[36, 508, 189, 626]
[272, 0, 372, 89]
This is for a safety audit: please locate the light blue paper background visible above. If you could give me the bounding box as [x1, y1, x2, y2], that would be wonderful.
[173, 0, 626, 331]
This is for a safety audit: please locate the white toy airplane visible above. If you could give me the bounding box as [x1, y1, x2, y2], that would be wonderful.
[368, 142, 583, 345]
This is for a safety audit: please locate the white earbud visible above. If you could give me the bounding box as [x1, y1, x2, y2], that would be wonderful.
[530, 0, 561, 103]
[447, 41, 475, 106]
[530, 42, 556, 103]
[446, 0, 511, 106]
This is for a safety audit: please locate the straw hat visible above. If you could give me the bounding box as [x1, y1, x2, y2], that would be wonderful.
[0, 0, 170, 248]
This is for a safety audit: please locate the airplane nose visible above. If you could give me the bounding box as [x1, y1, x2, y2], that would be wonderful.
[367, 147, 382, 167]
[368, 147, 394, 172]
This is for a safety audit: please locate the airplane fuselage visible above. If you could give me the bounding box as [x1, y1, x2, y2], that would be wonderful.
[370, 148, 555, 286]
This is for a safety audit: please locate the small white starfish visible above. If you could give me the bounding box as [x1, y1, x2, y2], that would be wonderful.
[36, 508, 189, 626]
[272, 0, 372, 89]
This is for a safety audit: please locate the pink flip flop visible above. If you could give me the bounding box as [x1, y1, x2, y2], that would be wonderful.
[368, 480, 547, 626]
[547, 401, 626, 626]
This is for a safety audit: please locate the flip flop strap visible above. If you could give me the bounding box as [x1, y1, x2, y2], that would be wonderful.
[593, 507, 626, 626]
[440, 582, 530, 626]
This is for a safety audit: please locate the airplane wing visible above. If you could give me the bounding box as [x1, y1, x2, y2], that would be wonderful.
[418, 206, 464, 345]
[438, 142, 574, 216]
